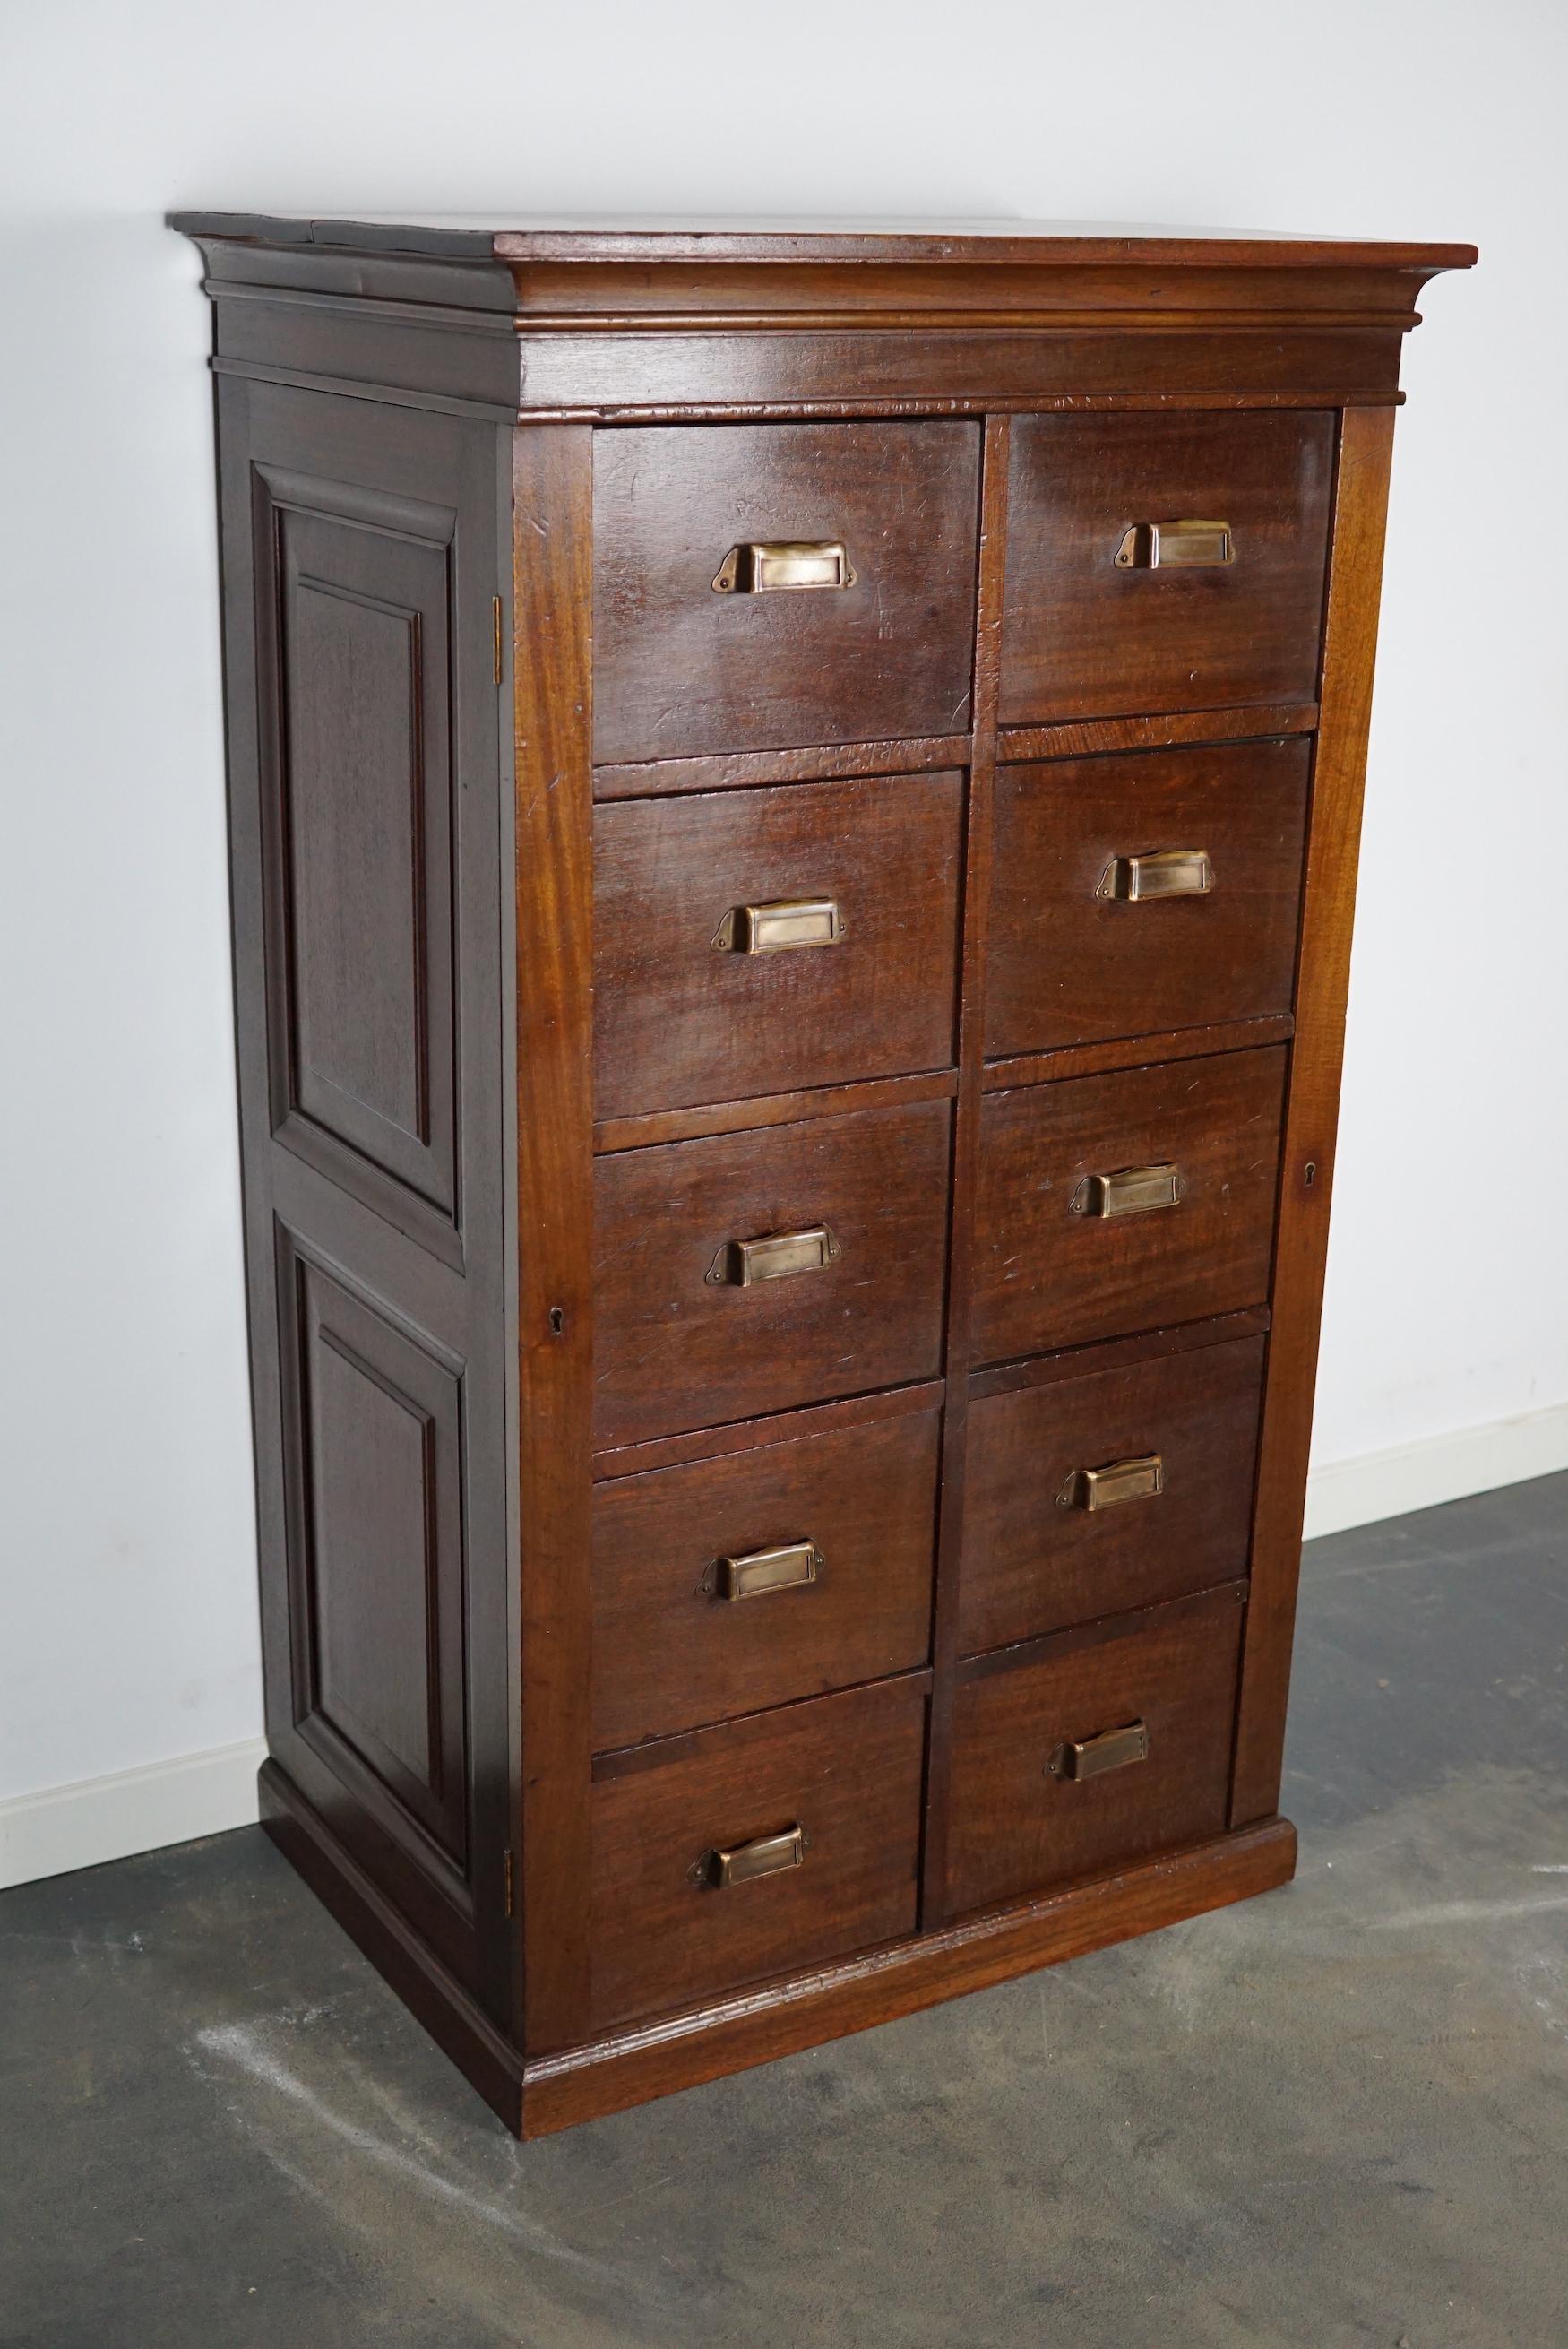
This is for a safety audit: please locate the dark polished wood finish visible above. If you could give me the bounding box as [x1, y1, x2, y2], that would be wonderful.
[592, 772, 962, 1118]
[986, 739, 1310, 1056]
[961, 1328, 1265, 1654]
[971, 1046, 1288, 1365]
[592, 422, 980, 761]
[946, 1585, 1245, 1917]
[177, 212, 1469, 2135]
[591, 1405, 939, 1749]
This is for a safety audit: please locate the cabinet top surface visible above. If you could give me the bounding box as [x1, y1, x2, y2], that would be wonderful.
[169, 210, 1475, 271]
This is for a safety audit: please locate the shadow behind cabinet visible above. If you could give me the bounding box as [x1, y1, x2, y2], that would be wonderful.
[173, 212, 1471, 2136]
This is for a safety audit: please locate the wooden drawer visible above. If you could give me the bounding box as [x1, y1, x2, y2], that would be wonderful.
[590, 1677, 926, 2031]
[961, 1333, 1264, 1654]
[999, 413, 1333, 726]
[593, 1100, 952, 1448]
[592, 1404, 940, 1749]
[946, 1585, 1245, 1918]
[593, 773, 962, 1120]
[986, 739, 1310, 1057]
[591, 422, 981, 764]
[970, 1047, 1285, 1366]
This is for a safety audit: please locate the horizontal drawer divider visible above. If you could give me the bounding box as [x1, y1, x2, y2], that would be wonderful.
[998, 702, 1317, 765]
[968, 1308, 1271, 1403]
[594, 1068, 959, 1156]
[593, 734, 973, 801]
[591, 1665, 935, 1782]
[591, 1377, 947, 1484]
[958, 1579, 1249, 1683]
[984, 1015, 1294, 1094]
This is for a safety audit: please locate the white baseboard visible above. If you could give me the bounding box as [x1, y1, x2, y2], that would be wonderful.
[1305, 1400, 1568, 1541]
[3, 1408, 1564, 1893]
[0, 1735, 266, 1893]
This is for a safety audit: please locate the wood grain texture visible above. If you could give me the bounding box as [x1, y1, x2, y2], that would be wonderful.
[986, 740, 1310, 1056]
[593, 1069, 959, 1157]
[961, 1334, 1265, 1654]
[972, 1047, 1288, 1365]
[592, 773, 962, 1118]
[947, 1584, 1246, 1917]
[592, 1100, 952, 1448]
[591, 1378, 946, 1482]
[1231, 406, 1398, 1827]
[1001, 412, 1334, 725]
[998, 702, 1317, 765]
[593, 734, 970, 801]
[513, 426, 597, 2054]
[521, 1813, 1296, 2135]
[984, 1015, 1294, 1093]
[592, 422, 981, 762]
[591, 1406, 940, 1749]
[920, 414, 1011, 1924]
[589, 1677, 927, 2033]
[968, 1308, 1271, 1403]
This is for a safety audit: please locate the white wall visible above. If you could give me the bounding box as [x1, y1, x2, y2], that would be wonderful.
[3, 0, 1564, 1878]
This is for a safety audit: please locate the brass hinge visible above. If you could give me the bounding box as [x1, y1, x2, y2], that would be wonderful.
[503, 1847, 515, 1918]
[492, 597, 504, 687]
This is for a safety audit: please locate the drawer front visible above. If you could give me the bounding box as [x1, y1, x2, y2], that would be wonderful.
[947, 1586, 1245, 1917]
[593, 1100, 952, 1448]
[590, 1678, 926, 2031]
[592, 422, 981, 764]
[594, 773, 963, 1120]
[1000, 413, 1333, 727]
[592, 1406, 940, 1749]
[986, 739, 1310, 1057]
[961, 1334, 1264, 1654]
[970, 1047, 1286, 1365]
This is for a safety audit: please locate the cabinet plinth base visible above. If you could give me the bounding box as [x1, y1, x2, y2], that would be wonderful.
[260, 1756, 1295, 2140]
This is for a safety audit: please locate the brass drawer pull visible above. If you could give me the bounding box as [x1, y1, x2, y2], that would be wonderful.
[1046, 1721, 1150, 1782]
[1097, 850, 1212, 903]
[712, 898, 846, 954]
[1057, 1453, 1165, 1512]
[705, 1224, 841, 1287]
[713, 541, 857, 593]
[1070, 1162, 1184, 1219]
[698, 1825, 807, 1888]
[1114, 519, 1235, 570]
[714, 1539, 823, 1602]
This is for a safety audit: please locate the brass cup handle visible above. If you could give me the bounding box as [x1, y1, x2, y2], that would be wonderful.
[1045, 1722, 1150, 1783]
[1070, 1163, 1184, 1219]
[712, 898, 845, 954]
[1057, 1454, 1165, 1512]
[706, 1225, 841, 1287]
[713, 541, 857, 593]
[1114, 519, 1235, 570]
[712, 1540, 823, 1602]
[694, 1825, 808, 1889]
[1097, 851, 1212, 902]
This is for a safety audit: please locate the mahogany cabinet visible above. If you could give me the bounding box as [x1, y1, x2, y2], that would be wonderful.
[173, 210, 1471, 2136]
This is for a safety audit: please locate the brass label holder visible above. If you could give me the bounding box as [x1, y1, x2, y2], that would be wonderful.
[1045, 1722, 1150, 1782]
[1097, 850, 1213, 903]
[1057, 1454, 1166, 1511]
[710, 1540, 823, 1602]
[712, 898, 845, 954]
[713, 541, 857, 593]
[1114, 520, 1235, 570]
[693, 1826, 809, 1889]
[706, 1225, 841, 1287]
[1070, 1163, 1184, 1219]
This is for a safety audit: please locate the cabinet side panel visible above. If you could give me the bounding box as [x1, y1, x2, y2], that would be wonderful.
[512, 427, 597, 2056]
[1230, 405, 1397, 1824]
[214, 377, 515, 2022]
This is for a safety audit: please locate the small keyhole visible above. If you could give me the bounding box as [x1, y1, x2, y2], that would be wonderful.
[1304, 1162, 1317, 1189]
[548, 1306, 565, 1335]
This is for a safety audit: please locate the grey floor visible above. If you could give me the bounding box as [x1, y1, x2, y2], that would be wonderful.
[3, 1474, 1564, 2349]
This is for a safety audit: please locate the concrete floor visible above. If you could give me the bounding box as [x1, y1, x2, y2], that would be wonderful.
[3, 1473, 1564, 2349]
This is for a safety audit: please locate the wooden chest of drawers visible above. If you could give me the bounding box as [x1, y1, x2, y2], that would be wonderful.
[173, 210, 1470, 2136]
